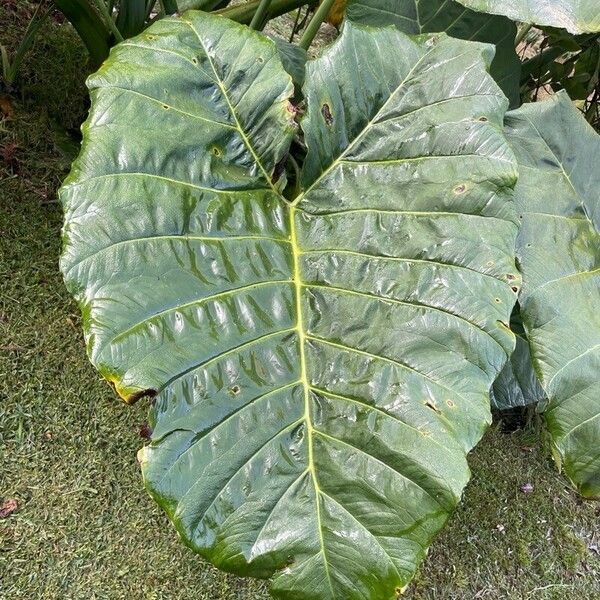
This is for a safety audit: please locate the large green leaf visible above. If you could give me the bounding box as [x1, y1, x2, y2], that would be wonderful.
[455, 0, 600, 34]
[60, 12, 520, 598]
[346, 0, 521, 107]
[505, 91, 600, 498]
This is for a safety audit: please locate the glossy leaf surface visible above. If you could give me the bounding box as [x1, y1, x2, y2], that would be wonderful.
[61, 13, 520, 598]
[505, 92, 600, 497]
[455, 0, 600, 34]
[346, 0, 521, 107]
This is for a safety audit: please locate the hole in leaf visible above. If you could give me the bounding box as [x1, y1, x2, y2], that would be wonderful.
[230, 385, 241, 395]
[321, 103, 333, 126]
[494, 298, 501, 303]
[192, 57, 198, 64]
[511, 286, 519, 293]
[212, 146, 222, 157]
[478, 116, 488, 122]
[257, 56, 264, 63]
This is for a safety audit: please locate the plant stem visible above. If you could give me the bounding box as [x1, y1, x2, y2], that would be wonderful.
[249, 0, 274, 29]
[515, 23, 532, 47]
[288, 7, 302, 42]
[520, 47, 564, 83]
[53, 0, 113, 65]
[298, 0, 335, 50]
[218, 0, 317, 25]
[92, 0, 124, 42]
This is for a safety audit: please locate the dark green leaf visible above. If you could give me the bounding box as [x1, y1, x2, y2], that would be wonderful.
[269, 35, 307, 90]
[346, 0, 521, 107]
[61, 13, 520, 597]
[491, 334, 545, 411]
[505, 91, 600, 498]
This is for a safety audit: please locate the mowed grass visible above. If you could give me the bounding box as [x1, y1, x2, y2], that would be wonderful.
[1, 5, 599, 599]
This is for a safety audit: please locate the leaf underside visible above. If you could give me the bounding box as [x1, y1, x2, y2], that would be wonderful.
[454, 0, 600, 34]
[60, 12, 520, 599]
[345, 0, 521, 107]
[505, 92, 600, 498]
[491, 333, 545, 411]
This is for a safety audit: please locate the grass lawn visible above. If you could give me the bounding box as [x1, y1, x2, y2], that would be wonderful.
[1, 4, 599, 599]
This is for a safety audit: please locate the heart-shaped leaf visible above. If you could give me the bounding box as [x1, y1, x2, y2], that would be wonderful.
[505, 92, 600, 498]
[61, 13, 520, 598]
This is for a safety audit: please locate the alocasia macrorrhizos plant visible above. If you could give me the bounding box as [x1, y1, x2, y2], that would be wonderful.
[505, 92, 600, 498]
[60, 10, 522, 598]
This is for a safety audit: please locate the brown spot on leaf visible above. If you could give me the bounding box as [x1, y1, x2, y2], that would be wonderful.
[321, 103, 333, 126]
[446, 399, 455, 408]
[453, 183, 466, 195]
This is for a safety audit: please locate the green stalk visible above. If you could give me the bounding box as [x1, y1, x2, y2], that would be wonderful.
[53, 0, 113, 65]
[91, 0, 124, 42]
[288, 7, 302, 42]
[249, 0, 274, 30]
[298, 0, 335, 50]
[218, 0, 317, 25]
[520, 46, 564, 83]
[515, 23, 532, 47]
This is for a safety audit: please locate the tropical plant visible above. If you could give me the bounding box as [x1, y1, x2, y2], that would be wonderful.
[59, 1, 600, 598]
